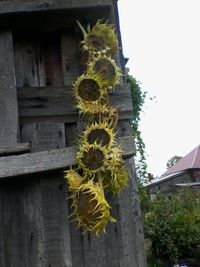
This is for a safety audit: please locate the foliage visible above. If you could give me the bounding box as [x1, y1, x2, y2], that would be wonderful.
[167, 155, 182, 169]
[144, 190, 200, 266]
[126, 74, 147, 184]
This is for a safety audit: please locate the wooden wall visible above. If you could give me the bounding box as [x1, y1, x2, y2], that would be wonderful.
[0, 3, 147, 267]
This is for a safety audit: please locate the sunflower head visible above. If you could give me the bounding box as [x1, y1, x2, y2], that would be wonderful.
[70, 180, 116, 235]
[78, 20, 118, 57]
[73, 73, 109, 115]
[103, 165, 128, 194]
[77, 143, 108, 174]
[81, 121, 116, 149]
[64, 169, 85, 192]
[88, 55, 121, 88]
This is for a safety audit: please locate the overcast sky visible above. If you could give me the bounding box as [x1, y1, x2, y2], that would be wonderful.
[118, 0, 200, 176]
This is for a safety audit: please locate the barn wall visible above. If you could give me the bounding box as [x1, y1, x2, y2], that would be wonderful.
[0, 3, 147, 267]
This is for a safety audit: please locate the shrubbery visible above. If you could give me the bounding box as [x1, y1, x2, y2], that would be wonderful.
[143, 190, 200, 266]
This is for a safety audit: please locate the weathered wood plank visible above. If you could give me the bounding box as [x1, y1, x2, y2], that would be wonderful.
[119, 157, 147, 267]
[20, 177, 44, 267]
[14, 34, 46, 87]
[0, 136, 135, 179]
[0, 186, 5, 267]
[61, 31, 80, 86]
[65, 123, 78, 147]
[17, 85, 133, 121]
[45, 33, 63, 87]
[83, 232, 107, 267]
[0, 143, 30, 156]
[0, 0, 112, 15]
[0, 31, 18, 146]
[40, 173, 72, 267]
[1, 180, 27, 267]
[20, 115, 72, 266]
[21, 123, 65, 152]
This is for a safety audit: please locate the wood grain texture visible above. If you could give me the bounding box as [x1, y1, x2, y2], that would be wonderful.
[0, 31, 18, 145]
[0, 136, 135, 179]
[0, 186, 5, 267]
[21, 123, 65, 152]
[61, 31, 80, 87]
[0, 0, 112, 15]
[120, 157, 147, 267]
[0, 143, 30, 156]
[17, 85, 133, 122]
[14, 34, 46, 87]
[1, 180, 27, 267]
[20, 119, 72, 266]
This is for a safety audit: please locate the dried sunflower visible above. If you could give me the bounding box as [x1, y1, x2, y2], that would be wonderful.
[102, 164, 128, 194]
[88, 55, 121, 88]
[77, 143, 108, 174]
[102, 147, 128, 193]
[73, 73, 109, 115]
[70, 180, 116, 235]
[81, 121, 116, 149]
[77, 20, 118, 57]
[93, 106, 119, 129]
[64, 169, 85, 192]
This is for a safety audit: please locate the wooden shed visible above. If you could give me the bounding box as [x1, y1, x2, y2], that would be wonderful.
[0, 1, 146, 266]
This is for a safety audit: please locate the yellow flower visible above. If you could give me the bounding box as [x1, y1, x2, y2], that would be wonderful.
[81, 121, 116, 149]
[77, 20, 118, 57]
[103, 165, 128, 194]
[64, 169, 85, 192]
[70, 180, 116, 235]
[103, 147, 129, 194]
[77, 143, 108, 174]
[87, 55, 121, 89]
[73, 73, 109, 115]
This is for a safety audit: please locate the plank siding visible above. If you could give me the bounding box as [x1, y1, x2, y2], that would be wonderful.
[0, 1, 147, 266]
[20, 121, 72, 266]
[0, 186, 5, 267]
[17, 85, 133, 123]
[0, 0, 112, 15]
[1, 180, 26, 267]
[61, 31, 81, 87]
[21, 123, 65, 152]
[0, 31, 18, 145]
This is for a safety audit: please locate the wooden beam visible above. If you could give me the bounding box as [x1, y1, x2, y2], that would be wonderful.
[17, 85, 133, 122]
[0, 143, 30, 156]
[0, 0, 112, 15]
[0, 31, 18, 146]
[0, 136, 135, 179]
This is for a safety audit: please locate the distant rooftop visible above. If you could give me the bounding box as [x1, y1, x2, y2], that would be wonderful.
[162, 145, 200, 177]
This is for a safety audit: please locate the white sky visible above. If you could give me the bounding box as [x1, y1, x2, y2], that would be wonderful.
[118, 0, 200, 176]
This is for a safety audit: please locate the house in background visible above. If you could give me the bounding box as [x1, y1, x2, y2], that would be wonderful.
[147, 145, 200, 197]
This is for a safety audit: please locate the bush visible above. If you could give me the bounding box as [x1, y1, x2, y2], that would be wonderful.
[143, 189, 200, 266]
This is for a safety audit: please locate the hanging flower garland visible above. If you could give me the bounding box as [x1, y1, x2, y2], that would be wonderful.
[65, 20, 128, 235]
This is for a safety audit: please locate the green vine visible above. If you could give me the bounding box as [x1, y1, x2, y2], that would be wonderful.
[126, 74, 147, 184]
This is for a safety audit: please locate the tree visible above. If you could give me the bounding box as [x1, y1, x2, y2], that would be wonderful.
[167, 155, 182, 169]
[144, 190, 200, 266]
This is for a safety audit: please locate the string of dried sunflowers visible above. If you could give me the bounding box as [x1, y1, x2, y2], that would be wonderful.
[65, 20, 128, 235]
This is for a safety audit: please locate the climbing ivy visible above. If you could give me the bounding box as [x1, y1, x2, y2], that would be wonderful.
[126, 74, 147, 184]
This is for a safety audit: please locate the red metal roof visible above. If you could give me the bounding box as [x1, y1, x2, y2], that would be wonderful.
[161, 145, 200, 177]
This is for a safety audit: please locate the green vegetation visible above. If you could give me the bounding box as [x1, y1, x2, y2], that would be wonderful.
[126, 74, 147, 184]
[144, 190, 200, 266]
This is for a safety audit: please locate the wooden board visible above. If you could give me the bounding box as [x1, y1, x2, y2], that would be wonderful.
[0, 136, 135, 179]
[21, 123, 65, 152]
[17, 85, 133, 123]
[0, 31, 18, 145]
[0, 0, 112, 15]
[0, 143, 30, 156]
